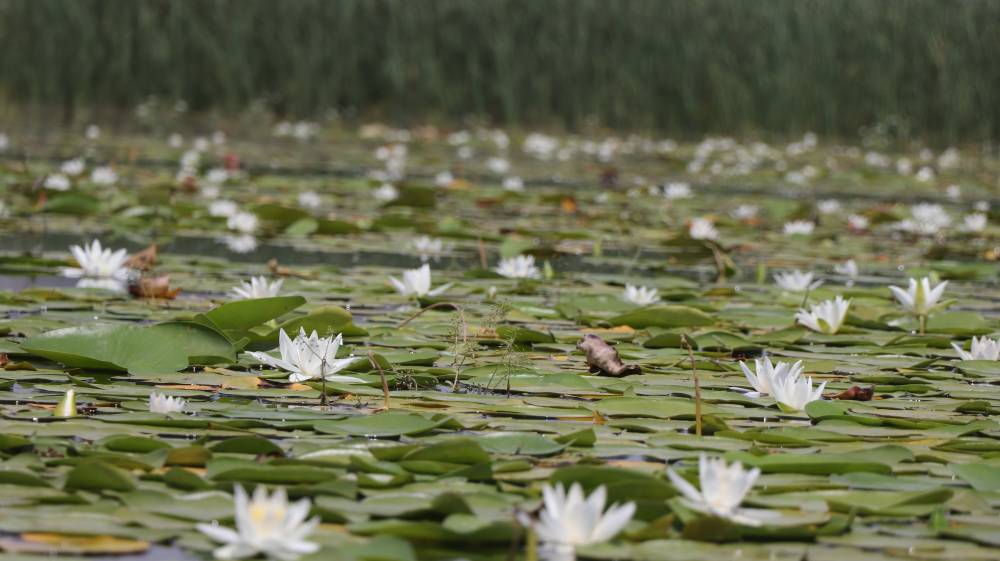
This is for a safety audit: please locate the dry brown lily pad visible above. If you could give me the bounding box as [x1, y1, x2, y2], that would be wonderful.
[832, 385, 875, 401]
[125, 244, 158, 271]
[576, 333, 641, 377]
[128, 274, 180, 299]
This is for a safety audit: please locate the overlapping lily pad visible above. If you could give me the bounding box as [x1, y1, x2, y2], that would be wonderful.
[0, 125, 998, 561]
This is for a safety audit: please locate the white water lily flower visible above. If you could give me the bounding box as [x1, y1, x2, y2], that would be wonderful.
[44, 173, 71, 191]
[773, 270, 823, 292]
[222, 234, 258, 254]
[834, 259, 859, 279]
[388, 264, 450, 297]
[530, 483, 635, 561]
[847, 214, 869, 231]
[738, 357, 804, 398]
[962, 213, 987, 233]
[210, 200, 239, 218]
[297, 191, 321, 210]
[730, 204, 758, 220]
[180, 149, 201, 170]
[622, 284, 660, 306]
[817, 199, 841, 214]
[231, 276, 283, 300]
[61, 158, 85, 176]
[197, 485, 320, 561]
[503, 176, 525, 192]
[896, 203, 951, 236]
[952, 336, 1000, 361]
[666, 455, 768, 526]
[228, 211, 258, 233]
[495, 255, 541, 279]
[374, 183, 398, 202]
[889, 277, 948, 317]
[247, 328, 363, 384]
[487, 157, 510, 175]
[783, 220, 815, 235]
[688, 217, 718, 241]
[795, 295, 850, 334]
[62, 240, 129, 283]
[435, 170, 455, 187]
[939, 149, 960, 170]
[770, 373, 826, 412]
[149, 392, 186, 414]
[91, 166, 118, 186]
[292, 122, 318, 141]
[447, 130, 470, 145]
[663, 182, 692, 199]
[411, 236, 444, 261]
[205, 168, 229, 185]
[915, 166, 935, 182]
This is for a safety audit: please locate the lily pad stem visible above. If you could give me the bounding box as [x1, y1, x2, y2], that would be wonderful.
[800, 286, 812, 309]
[682, 334, 702, 437]
[319, 358, 328, 407]
[396, 301, 462, 329]
[368, 351, 390, 410]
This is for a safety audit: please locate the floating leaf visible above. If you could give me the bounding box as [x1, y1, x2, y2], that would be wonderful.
[608, 305, 714, 328]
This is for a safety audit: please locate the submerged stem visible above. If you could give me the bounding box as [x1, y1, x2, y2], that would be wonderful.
[369, 351, 390, 410]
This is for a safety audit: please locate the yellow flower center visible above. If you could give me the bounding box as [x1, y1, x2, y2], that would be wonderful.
[248, 504, 284, 534]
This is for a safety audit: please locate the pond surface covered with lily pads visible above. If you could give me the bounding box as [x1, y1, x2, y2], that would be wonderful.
[0, 125, 999, 561]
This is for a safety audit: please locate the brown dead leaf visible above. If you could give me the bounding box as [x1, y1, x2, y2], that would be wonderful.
[576, 333, 641, 377]
[475, 197, 503, 209]
[832, 385, 874, 401]
[129, 275, 180, 299]
[125, 244, 158, 271]
[222, 377, 262, 390]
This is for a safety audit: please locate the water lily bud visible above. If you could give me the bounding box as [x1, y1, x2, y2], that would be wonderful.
[54, 389, 77, 418]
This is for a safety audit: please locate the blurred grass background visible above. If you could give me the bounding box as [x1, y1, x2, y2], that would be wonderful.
[1, 0, 997, 141]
